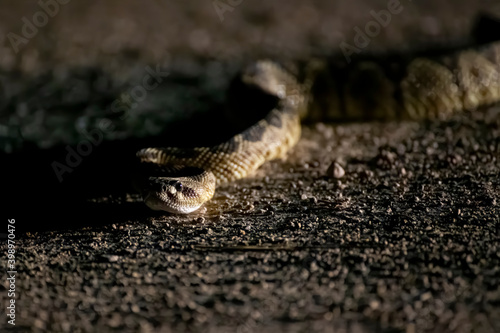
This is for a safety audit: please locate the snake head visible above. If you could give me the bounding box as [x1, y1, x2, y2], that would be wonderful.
[142, 170, 216, 214]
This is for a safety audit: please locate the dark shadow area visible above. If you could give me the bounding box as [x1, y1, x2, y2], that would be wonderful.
[2, 67, 281, 233]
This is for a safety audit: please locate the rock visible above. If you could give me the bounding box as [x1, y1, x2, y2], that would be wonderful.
[327, 161, 345, 179]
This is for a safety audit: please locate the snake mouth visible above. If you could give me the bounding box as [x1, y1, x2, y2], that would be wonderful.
[143, 192, 201, 214]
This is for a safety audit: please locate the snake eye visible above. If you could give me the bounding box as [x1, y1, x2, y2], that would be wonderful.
[161, 184, 167, 192]
[174, 182, 183, 192]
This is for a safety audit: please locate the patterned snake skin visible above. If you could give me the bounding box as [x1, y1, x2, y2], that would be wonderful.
[136, 35, 500, 214]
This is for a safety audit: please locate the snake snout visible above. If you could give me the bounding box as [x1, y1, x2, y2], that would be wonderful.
[147, 178, 166, 193]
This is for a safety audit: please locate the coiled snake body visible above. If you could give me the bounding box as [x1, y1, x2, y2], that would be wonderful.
[136, 38, 500, 214]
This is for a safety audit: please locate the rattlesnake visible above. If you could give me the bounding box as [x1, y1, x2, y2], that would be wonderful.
[136, 20, 500, 214]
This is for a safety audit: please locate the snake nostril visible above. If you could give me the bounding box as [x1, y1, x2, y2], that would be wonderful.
[161, 184, 167, 192]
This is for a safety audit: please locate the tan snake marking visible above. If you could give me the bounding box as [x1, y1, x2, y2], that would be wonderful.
[136, 37, 500, 214]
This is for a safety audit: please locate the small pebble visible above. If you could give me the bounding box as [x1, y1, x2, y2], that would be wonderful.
[327, 161, 345, 179]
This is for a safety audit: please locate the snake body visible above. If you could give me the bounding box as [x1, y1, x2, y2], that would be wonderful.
[137, 61, 304, 213]
[137, 37, 500, 214]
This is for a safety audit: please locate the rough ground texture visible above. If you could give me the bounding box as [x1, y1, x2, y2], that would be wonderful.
[1, 1, 500, 332]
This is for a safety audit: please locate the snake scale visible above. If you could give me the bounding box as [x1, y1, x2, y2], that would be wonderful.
[136, 24, 500, 214]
